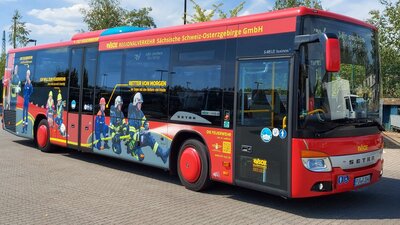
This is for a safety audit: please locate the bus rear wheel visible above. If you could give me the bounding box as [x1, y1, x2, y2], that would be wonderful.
[177, 139, 211, 191]
[36, 119, 52, 152]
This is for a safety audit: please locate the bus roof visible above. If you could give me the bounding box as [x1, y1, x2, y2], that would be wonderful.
[8, 7, 376, 54]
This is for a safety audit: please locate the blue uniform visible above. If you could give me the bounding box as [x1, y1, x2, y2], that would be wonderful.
[22, 82, 33, 133]
[95, 110, 109, 150]
[127, 103, 170, 163]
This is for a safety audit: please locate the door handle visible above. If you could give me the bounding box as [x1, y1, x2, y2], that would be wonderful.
[71, 124, 75, 128]
[85, 126, 89, 131]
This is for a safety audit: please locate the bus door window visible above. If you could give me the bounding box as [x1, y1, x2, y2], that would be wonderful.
[81, 47, 98, 148]
[237, 59, 289, 128]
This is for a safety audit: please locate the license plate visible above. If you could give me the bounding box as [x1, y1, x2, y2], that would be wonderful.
[354, 175, 371, 187]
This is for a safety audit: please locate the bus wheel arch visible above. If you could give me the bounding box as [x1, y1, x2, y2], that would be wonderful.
[170, 131, 211, 191]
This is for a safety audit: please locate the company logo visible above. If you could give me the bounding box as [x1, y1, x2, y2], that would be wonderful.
[357, 145, 368, 152]
[349, 155, 375, 166]
[260, 128, 272, 143]
[253, 158, 267, 167]
[106, 41, 119, 49]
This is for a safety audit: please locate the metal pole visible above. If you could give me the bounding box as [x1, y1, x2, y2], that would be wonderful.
[13, 15, 17, 49]
[184, 0, 187, 24]
[2, 30, 6, 55]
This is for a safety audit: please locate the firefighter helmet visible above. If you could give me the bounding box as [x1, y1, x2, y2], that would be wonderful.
[133, 92, 143, 106]
[99, 97, 106, 105]
[57, 92, 62, 101]
[115, 96, 123, 108]
[49, 91, 53, 97]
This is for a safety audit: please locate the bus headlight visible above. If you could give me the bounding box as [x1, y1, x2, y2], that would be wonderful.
[302, 157, 332, 172]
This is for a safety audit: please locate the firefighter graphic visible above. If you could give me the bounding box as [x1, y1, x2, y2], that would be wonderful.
[110, 96, 126, 154]
[22, 69, 33, 133]
[55, 91, 67, 136]
[95, 97, 110, 150]
[127, 92, 170, 163]
[46, 91, 55, 127]
[10, 65, 21, 110]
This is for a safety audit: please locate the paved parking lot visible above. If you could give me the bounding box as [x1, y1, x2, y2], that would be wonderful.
[0, 128, 399, 225]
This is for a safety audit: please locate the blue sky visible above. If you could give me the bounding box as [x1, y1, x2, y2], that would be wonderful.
[0, 0, 387, 51]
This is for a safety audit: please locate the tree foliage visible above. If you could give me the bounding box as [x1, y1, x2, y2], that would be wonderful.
[81, 0, 156, 31]
[123, 7, 156, 28]
[187, 0, 246, 23]
[8, 10, 31, 48]
[218, 1, 246, 19]
[273, 0, 323, 10]
[368, 0, 400, 98]
[0, 53, 5, 80]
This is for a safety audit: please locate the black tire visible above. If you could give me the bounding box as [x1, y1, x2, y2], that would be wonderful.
[177, 139, 211, 191]
[36, 119, 52, 153]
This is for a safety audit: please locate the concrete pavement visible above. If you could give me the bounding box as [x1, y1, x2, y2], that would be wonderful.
[0, 128, 399, 225]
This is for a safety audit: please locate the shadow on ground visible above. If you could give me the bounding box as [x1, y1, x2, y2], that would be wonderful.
[13, 139, 400, 220]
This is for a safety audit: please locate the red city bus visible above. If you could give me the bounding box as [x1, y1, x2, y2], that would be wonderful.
[2, 7, 384, 198]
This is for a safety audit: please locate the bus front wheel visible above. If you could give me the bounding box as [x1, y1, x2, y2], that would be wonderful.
[177, 139, 211, 191]
[36, 119, 52, 152]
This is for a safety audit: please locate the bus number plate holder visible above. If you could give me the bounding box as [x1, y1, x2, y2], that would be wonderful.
[354, 174, 371, 187]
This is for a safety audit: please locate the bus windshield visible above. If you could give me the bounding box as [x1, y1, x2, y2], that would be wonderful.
[298, 17, 380, 136]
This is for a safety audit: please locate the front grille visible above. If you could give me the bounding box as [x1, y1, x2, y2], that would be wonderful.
[3, 110, 16, 132]
[330, 149, 383, 170]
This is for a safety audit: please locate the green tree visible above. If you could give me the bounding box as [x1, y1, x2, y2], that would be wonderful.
[81, 0, 156, 31]
[124, 7, 156, 28]
[0, 53, 5, 79]
[273, 0, 322, 10]
[368, 0, 400, 98]
[187, 0, 246, 23]
[81, 0, 124, 30]
[9, 10, 31, 48]
[219, 1, 246, 19]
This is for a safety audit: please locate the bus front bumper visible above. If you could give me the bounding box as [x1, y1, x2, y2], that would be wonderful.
[291, 158, 384, 198]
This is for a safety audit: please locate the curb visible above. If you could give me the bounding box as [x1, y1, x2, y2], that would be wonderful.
[383, 133, 400, 149]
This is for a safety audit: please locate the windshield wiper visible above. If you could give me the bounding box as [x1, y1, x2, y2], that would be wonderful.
[315, 119, 384, 137]
[354, 119, 385, 131]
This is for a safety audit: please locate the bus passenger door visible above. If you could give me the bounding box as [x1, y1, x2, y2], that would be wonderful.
[234, 57, 291, 195]
[67, 46, 97, 151]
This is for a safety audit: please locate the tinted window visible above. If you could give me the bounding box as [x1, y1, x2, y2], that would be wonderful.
[123, 47, 169, 120]
[68, 48, 83, 113]
[33, 47, 69, 108]
[170, 65, 223, 125]
[35, 48, 69, 85]
[14, 51, 36, 85]
[96, 51, 123, 116]
[169, 41, 224, 126]
[83, 47, 98, 89]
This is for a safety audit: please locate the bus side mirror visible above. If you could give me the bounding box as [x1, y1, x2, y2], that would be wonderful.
[295, 33, 341, 73]
[325, 37, 340, 72]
